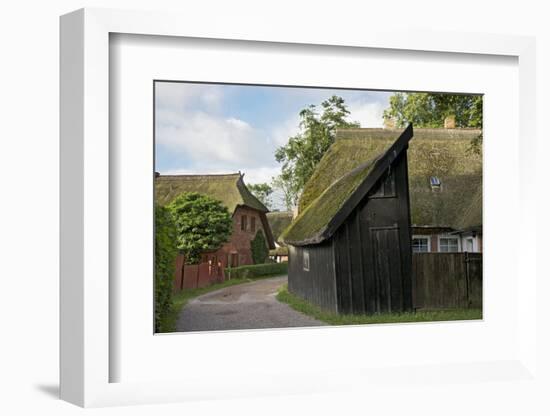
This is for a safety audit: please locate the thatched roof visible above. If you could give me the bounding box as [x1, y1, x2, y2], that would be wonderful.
[281, 125, 414, 246]
[287, 127, 481, 245]
[155, 173, 269, 214]
[266, 211, 294, 244]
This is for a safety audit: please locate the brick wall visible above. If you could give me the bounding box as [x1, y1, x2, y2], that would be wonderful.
[202, 206, 268, 269]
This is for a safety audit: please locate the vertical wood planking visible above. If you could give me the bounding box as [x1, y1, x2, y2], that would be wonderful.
[412, 253, 483, 310]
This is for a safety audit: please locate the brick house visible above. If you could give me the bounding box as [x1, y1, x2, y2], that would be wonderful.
[155, 172, 276, 270]
[296, 126, 482, 253]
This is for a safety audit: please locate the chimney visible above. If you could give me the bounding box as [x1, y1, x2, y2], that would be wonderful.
[444, 114, 456, 129]
[383, 117, 396, 129]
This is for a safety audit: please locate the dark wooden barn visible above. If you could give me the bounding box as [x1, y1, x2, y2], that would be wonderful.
[281, 125, 414, 315]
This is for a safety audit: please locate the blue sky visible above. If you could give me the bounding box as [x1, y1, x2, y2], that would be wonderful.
[155, 82, 392, 208]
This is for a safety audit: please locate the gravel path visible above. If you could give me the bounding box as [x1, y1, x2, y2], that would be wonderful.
[176, 276, 326, 332]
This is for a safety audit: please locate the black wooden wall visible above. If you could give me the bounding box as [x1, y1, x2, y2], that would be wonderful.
[288, 241, 337, 313]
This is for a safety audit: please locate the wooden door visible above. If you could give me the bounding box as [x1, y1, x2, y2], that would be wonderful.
[230, 253, 239, 268]
[371, 226, 404, 313]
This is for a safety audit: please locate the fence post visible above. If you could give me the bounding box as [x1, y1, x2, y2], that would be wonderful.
[464, 251, 470, 308]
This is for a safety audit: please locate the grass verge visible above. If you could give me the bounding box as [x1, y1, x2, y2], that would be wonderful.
[158, 274, 286, 332]
[276, 284, 482, 325]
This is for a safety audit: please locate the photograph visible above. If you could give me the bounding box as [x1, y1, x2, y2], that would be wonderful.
[153, 81, 483, 333]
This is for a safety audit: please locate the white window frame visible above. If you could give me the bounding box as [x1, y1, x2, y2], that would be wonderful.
[466, 237, 475, 253]
[412, 235, 430, 253]
[438, 235, 461, 252]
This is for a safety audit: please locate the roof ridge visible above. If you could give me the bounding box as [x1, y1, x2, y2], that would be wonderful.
[335, 127, 481, 141]
[157, 173, 241, 179]
[336, 127, 482, 132]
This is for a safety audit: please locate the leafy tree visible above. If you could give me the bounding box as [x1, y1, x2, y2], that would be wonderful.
[167, 192, 232, 264]
[154, 204, 178, 332]
[383, 92, 483, 153]
[250, 230, 269, 264]
[271, 175, 295, 212]
[248, 183, 273, 208]
[273, 96, 359, 208]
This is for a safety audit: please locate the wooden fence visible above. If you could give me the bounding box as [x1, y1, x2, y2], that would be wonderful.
[172, 254, 225, 292]
[412, 252, 482, 310]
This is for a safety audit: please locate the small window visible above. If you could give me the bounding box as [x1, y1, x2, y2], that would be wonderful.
[439, 237, 459, 252]
[466, 238, 474, 252]
[371, 170, 396, 198]
[430, 176, 441, 191]
[241, 215, 248, 231]
[303, 250, 310, 271]
[412, 236, 430, 253]
[250, 217, 256, 233]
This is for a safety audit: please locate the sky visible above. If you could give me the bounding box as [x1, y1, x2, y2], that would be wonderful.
[155, 82, 393, 208]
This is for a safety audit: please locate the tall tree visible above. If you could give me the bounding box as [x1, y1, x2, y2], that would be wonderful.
[248, 183, 273, 209]
[383, 92, 483, 153]
[273, 96, 359, 208]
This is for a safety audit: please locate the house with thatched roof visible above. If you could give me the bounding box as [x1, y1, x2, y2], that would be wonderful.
[155, 173, 275, 269]
[296, 125, 483, 254]
[281, 125, 415, 314]
[266, 211, 293, 262]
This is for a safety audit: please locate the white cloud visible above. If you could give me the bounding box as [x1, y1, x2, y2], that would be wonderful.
[156, 108, 275, 168]
[155, 82, 223, 112]
[347, 100, 386, 128]
[269, 114, 301, 147]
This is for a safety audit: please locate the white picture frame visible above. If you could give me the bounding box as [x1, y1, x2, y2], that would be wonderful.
[60, 8, 539, 408]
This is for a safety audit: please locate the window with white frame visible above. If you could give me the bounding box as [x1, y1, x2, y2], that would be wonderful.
[439, 236, 459, 252]
[303, 250, 310, 271]
[412, 236, 430, 253]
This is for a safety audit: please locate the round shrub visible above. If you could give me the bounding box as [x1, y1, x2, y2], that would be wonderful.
[167, 192, 232, 264]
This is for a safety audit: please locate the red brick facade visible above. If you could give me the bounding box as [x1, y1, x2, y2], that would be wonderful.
[200, 206, 269, 269]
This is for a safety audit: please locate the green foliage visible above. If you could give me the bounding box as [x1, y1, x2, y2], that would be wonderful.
[271, 175, 295, 212]
[383, 92, 483, 153]
[167, 192, 232, 264]
[155, 204, 178, 332]
[277, 285, 482, 325]
[273, 96, 360, 208]
[250, 230, 269, 264]
[225, 262, 288, 279]
[248, 183, 273, 208]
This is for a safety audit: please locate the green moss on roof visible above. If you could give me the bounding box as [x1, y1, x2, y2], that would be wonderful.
[266, 211, 294, 243]
[155, 173, 268, 213]
[299, 135, 395, 210]
[281, 157, 381, 245]
[297, 128, 482, 235]
[456, 184, 482, 230]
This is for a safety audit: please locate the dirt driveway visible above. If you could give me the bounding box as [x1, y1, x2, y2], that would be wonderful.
[176, 276, 326, 332]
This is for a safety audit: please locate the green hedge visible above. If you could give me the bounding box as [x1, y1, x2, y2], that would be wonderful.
[225, 262, 288, 279]
[155, 204, 178, 332]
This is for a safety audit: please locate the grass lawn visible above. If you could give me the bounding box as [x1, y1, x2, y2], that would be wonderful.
[158, 274, 286, 332]
[276, 284, 482, 325]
